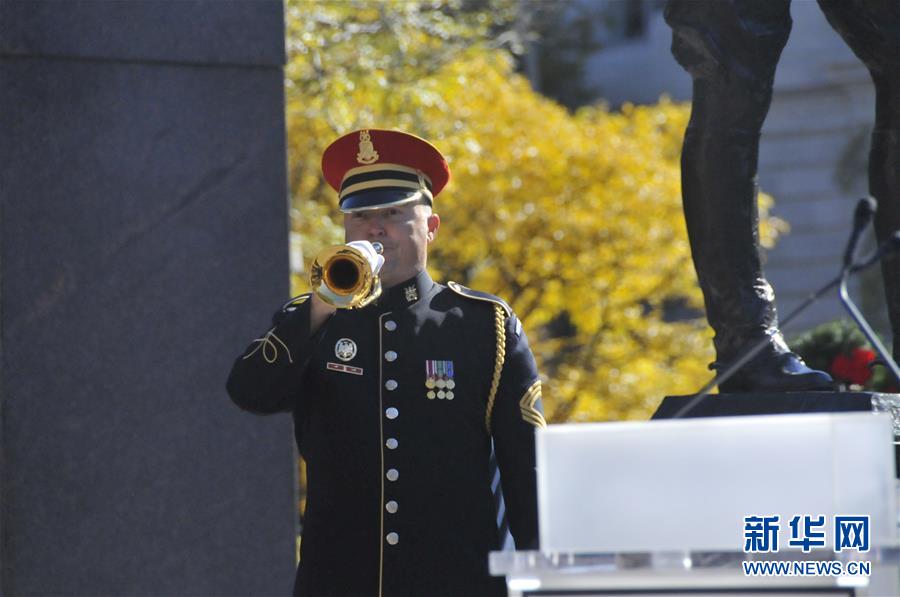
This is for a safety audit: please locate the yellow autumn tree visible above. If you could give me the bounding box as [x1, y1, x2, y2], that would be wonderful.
[284, 0, 785, 422]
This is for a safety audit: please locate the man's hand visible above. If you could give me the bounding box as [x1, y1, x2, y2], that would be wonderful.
[309, 293, 337, 334]
[346, 240, 385, 275]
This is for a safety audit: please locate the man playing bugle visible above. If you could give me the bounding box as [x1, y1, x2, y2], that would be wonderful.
[227, 129, 546, 597]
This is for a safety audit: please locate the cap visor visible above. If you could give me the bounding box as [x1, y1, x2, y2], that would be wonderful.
[339, 189, 430, 213]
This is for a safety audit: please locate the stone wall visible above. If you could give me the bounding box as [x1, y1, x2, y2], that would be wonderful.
[0, 2, 297, 594]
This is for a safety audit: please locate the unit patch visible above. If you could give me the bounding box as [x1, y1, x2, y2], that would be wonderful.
[335, 338, 357, 361]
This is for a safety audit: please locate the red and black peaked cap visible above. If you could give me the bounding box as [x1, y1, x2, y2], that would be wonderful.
[322, 129, 451, 213]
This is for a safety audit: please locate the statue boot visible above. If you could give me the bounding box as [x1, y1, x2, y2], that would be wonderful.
[680, 124, 833, 393]
[667, 0, 833, 392]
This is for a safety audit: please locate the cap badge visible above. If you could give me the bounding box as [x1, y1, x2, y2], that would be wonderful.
[404, 284, 418, 303]
[335, 338, 357, 361]
[425, 360, 455, 400]
[356, 130, 380, 164]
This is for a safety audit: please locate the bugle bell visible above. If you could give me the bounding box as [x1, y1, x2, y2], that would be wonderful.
[309, 241, 384, 309]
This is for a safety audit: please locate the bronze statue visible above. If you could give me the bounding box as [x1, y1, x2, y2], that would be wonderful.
[665, 0, 899, 392]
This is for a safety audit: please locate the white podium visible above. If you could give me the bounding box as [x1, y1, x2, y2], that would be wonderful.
[491, 413, 900, 596]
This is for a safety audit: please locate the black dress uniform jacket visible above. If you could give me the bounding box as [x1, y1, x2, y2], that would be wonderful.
[227, 270, 546, 597]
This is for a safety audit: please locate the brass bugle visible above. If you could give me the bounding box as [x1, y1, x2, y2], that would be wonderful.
[309, 242, 383, 309]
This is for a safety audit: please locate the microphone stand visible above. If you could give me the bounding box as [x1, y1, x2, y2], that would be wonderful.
[673, 198, 897, 419]
[838, 249, 900, 386]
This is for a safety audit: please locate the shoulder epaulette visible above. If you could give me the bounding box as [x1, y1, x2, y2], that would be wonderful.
[281, 293, 312, 312]
[447, 281, 512, 318]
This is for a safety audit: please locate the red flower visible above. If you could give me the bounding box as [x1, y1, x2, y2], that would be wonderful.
[830, 348, 876, 386]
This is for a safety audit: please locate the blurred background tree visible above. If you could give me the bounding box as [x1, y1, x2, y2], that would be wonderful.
[284, 0, 785, 422]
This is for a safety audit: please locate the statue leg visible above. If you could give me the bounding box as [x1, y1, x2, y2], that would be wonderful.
[665, 0, 833, 392]
[873, 82, 900, 359]
[818, 0, 900, 357]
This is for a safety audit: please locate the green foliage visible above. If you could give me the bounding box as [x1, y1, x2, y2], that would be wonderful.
[791, 319, 896, 391]
[790, 320, 867, 374]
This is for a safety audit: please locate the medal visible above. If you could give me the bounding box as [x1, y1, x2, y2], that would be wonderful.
[425, 360, 437, 389]
[425, 359, 455, 400]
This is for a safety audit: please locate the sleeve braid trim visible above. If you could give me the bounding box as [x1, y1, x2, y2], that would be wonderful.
[242, 327, 293, 364]
[485, 304, 507, 434]
[519, 380, 547, 429]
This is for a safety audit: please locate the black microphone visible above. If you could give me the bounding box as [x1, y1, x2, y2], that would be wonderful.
[843, 196, 877, 268]
[881, 230, 900, 259]
[850, 230, 900, 273]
